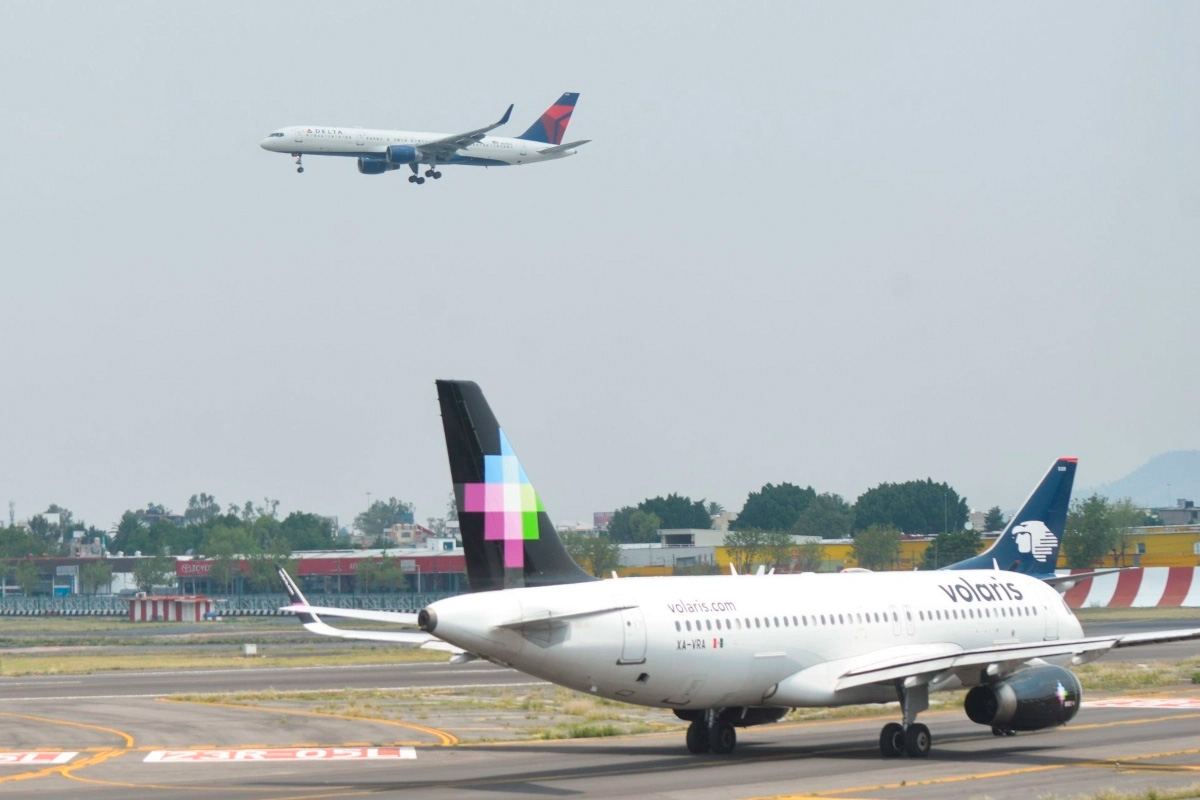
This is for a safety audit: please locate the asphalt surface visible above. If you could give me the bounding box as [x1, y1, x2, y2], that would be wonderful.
[0, 615, 1198, 798]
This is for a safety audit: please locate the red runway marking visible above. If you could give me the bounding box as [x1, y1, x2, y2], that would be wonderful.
[144, 746, 416, 763]
[0, 752, 77, 765]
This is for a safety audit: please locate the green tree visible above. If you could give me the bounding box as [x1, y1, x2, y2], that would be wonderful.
[853, 479, 967, 535]
[353, 556, 407, 593]
[109, 511, 147, 554]
[1107, 498, 1145, 567]
[354, 498, 414, 540]
[14, 561, 41, 596]
[1062, 494, 1117, 569]
[794, 539, 825, 572]
[132, 556, 175, 593]
[724, 528, 769, 573]
[921, 529, 983, 569]
[792, 493, 855, 539]
[638, 494, 711, 530]
[732, 483, 815, 532]
[279, 512, 334, 551]
[983, 506, 1007, 532]
[707, 501, 725, 516]
[762, 531, 797, 570]
[563, 532, 622, 577]
[0, 526, 48, 558]
[184, 493, 221, 526]
[79, 561, 114, 594]
[208, 553, 241, 594]
[852, 525, 902, 570]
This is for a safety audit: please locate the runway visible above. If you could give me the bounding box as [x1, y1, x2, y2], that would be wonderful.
[1, 617, 1198, 798]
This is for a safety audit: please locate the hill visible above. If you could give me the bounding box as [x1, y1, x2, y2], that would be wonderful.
[1088, 451, 1200, 508]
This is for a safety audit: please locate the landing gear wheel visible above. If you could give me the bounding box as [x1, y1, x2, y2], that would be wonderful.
[685, 718, 710, 754]
[408, 175, 417, 183]
[904, 723, 931, 757]
[416, 177, 425, 185]
[296, 167, 304, 173]
[432, 170, 442, 179]
[709, 722, 736, 754]
[879, 722, 904, 758]
[992, 725, 1016, 737]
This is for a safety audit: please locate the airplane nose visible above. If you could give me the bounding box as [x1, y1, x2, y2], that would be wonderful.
[259, 138, 272, 150]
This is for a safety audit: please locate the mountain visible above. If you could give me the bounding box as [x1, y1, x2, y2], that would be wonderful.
[1087, 451, 1200, 508]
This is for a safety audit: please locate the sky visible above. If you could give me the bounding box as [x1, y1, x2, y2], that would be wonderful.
[2, 2, 1197, 533]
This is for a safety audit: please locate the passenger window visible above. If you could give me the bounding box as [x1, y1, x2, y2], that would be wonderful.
[755, 618, 761, 628]
[715, 619, 722, 630]
[773, 616, 779, 627]
[792, 616, 798, 626]
[705, 620, 712, 631]
[838, 614, 844, 624]
[686, 621, 692, 631]
[675, 621, 681, 631]
[919, 611, 924, 621]
[820, 614, 826, 625]
[1032, 606, 1038, 616]
[802, 616, 808, 626]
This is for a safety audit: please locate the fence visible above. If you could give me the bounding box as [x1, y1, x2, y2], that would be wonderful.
[0, 592, 458, 617]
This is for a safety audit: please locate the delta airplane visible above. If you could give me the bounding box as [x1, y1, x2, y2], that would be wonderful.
[279, 381, 1200, 759]
[259, 93, 588, 184]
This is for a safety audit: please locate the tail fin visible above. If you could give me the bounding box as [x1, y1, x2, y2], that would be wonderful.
[943, 457, 1077, 576]
[517, 92, 579, 144]
[437, 380, 595, 592]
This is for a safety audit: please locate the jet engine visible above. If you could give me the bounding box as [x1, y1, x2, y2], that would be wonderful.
[385, 145, 419, 164]
[964, 665, 1082, 731]
[357, 158, 392, 175]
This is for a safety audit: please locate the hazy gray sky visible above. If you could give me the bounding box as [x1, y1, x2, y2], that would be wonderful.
[2, 2, 1197, 532]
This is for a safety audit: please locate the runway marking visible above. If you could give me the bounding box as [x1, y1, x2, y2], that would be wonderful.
[1087, 696, 1200, 709]
[145, 747, 416, 763]
[0, 712, 135, 784]
[158, 697, 459, 746]
[0, 751, 78, 765]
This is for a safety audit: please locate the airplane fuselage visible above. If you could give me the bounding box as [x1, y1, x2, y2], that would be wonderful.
[260, 125, 579, 167]
[425, 570, 1082, 711]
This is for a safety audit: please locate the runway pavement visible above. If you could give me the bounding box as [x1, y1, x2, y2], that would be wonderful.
[0, 615, 1197, 798]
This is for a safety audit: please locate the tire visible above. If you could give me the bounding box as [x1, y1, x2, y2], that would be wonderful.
[297, 167, 304, 173]
[904, 723, 931, 757]
[709, 722, 736, 754]
[685, 719, 710, 754]
[880, 722, 904, 757]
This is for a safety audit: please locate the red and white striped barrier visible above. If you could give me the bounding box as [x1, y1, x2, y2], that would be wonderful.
[127, 595, 217, 622]
[1056, 568, 1200, 609]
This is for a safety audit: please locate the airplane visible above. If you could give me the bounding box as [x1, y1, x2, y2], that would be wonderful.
[279, 380, 1200, 759]
[259, 93, 589, 184]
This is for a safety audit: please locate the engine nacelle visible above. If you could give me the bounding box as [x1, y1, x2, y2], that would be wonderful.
[964, 665, 1082, 731]
[385, 144, 419, 164]
[357, 158, 391, 175]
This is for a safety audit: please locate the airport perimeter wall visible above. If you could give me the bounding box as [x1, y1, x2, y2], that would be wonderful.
[1058, 568, 1200, 608]
[0, 592, 456, 617]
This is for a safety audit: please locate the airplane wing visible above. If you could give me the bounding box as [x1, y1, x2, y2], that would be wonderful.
[418, 104, 513, 161]
[832, 627, 1200, 691]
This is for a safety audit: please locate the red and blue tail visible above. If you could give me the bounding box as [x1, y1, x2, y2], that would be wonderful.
[517, 92, 579, 145]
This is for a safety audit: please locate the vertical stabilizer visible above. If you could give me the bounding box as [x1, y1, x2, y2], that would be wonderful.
[437, 380, 595, 592]
[944, 457, 1077, 576]
[517, 92, 579, 144]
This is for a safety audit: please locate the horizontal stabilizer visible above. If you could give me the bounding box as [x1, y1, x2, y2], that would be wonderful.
[280, 604, 418, 626]
[538, 139, 590, 155]
[300, 619, 436, 644]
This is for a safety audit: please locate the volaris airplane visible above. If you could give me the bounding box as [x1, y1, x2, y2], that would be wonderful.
[280, 381, 1200, 758]
[259, 93, 588, 183]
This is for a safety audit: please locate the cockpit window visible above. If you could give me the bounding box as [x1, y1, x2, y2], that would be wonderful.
[269, 132, 285, 137]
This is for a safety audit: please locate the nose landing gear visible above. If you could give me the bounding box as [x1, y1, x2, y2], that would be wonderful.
[293, 154, 304, 174]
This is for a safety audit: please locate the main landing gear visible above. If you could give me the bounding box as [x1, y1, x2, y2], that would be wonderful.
[293, 154, 304, 174]
[424, 168, 442, 179]
[879, 682, 931, 757]
[685, 710, 737, 755]
[407, 164, 441, 185]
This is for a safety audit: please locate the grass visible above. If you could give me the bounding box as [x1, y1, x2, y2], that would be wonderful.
[1074, 607, 1200, 623]
[1039, 783, 1200, 800]
[0, 645, 445, 676]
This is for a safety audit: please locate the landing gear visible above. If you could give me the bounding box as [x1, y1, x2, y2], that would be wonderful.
[685, 718, 709, 754]
[879, 682, 932, 758]
[424, 168, 442, 179]
[408, 164, 427, 185]
[992, 725, 1017, 737]
[709, 721, 737, 754]
[293, 154, 304, 173]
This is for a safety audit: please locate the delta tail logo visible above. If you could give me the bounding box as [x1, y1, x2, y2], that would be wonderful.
[1013, 520, 1057, 563]
[460, 428, 543, 569]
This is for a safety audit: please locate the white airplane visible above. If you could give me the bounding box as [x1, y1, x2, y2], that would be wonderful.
[279, 381, 1200, 759]
[259, 93, 589, 184]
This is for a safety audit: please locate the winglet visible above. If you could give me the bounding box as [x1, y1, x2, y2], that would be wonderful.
[277, 566, 319, 625]
[499, 104, 513, 127]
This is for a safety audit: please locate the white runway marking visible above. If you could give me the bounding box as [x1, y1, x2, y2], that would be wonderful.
[144, 747, 416, 763]
[0, 751, 77, 765]
[1086, 697, 1200, 709]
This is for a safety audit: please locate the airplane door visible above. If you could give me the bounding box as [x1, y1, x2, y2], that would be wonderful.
[518, 140, 527, 157]
[355, 130, 364, 147]
[1043, 603, 1060, 640]
[902, 605, 915, 636]
[294, 129, 303, 144]
[889, 605, 901, 637]
[616, 600, 646, 665]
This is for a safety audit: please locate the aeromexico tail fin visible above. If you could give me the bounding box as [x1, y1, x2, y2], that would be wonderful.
[517, 92, 579, 144]
[943, 457, 1077, 577]
[436, 380, 596, 592]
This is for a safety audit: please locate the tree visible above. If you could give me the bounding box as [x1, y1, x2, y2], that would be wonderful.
[79, 561, 114, 594]
[983, 506, 1007, 532]
[792, 493, 855, 539]
[1062, 494, 1117, 569]
[208, 553, 241, 594]
[707, 501, 725, 516]
[563, 532, 622, 577]
[109, 511, 147, 554]
[15, 561, 41, 596]
[0, 526, 48, 558]
[279, 512, 334, 551]
[732, 483, 815, 532]
[638, 494, 711, 530]
[762, 531, 797, 570]
[724, 529, 769, 573]
[794, 539, 825, 572]
[354, 556, 407, 593]
[921, 529, 983, 569]
[852, 525, 902, 570]
[185, 493, 222, 526]
[1107, 498, 1144, 567]
[354, 498, 415, 540]
[132, 556, 175, 593]
[853, 479, 968, 535]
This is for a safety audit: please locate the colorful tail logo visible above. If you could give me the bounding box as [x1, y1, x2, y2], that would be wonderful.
[460, 429, 544, 569]
[518, 92, 579, 144]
